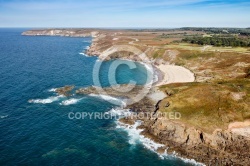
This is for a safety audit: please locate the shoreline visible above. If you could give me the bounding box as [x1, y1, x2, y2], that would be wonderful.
[111, 111, 206, 166]
[152, 65, 164, 86]
[154, 64, 195, 87]
[21, 29, 250, 165]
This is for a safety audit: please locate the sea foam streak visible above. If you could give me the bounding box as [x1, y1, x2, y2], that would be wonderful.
[28, 95, 64, 104]
[153, 69, 159, 83]
[0, 115, 8, 119]
[79, 52, 90, 57]
[166, 153, 206, 166]
[48, 88, 57, 92]
[60, 98, 83, 106]
[89, 94, 126, 107]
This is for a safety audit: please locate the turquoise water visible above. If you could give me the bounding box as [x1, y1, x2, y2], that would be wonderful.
[0, 29, 192, 166]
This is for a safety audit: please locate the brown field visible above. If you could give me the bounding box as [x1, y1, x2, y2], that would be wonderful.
[159, 79, 250, 133]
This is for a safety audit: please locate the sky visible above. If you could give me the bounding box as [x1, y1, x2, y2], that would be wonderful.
[0, 0, 249, 28]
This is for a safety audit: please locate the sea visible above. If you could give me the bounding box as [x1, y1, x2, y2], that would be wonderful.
[0, 28, 198, 166]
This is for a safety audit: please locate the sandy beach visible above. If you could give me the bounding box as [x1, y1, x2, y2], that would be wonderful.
[148, 63, 195, 102]
[154, 64, 195, 86]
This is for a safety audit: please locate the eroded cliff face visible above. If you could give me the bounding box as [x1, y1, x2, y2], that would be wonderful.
[116, 94, 250, 166]
[138, 105, 250, 165]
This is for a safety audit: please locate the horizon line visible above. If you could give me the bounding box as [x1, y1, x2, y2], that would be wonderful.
[0, 26, 250, 29]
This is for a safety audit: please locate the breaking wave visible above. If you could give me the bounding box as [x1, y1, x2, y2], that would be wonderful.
[89, 94, 126, 107]
[28, 95, 64, 104]
[79, 52, 90, 57]
[105, 108, 131, 117]
[116, 120, 165, 150]
[108, 108, 205, 166]
[48, 88, 57, 92]
[59, 98, 83, 106]
[1, 115, 8, 119]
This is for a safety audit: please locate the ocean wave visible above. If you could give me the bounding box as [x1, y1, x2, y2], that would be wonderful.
[112, 108, 205, 166]
[82, 40, 91, 43]
[105, 108, 131, 117]
[0, 115, 8, 119]
[138, 62, 155, 85]
[28, 95, 64, 104]
[79, 52, 90, 57]
[59, 98, 83, 106]
[153, 72, 159, 83]
[107, 108, 164, 149]
[89, 94, 126, 107]
[139, 62, 153, 73]
[168, 153, 206, 166]
[48, 88, 57, 92]
[116, 120, 164, 148]
[143, 63, 154, 73]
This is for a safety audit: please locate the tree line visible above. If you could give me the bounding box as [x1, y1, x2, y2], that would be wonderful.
[182, 36, 250, 47]
[180, 27, 250, 36]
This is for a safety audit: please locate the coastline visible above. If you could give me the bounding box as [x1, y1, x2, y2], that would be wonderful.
[21, 29, 250, 166]
[152, 65, 164, 86]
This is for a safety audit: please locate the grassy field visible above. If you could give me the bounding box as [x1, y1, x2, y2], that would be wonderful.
[159, 79, 250, 133]
[164, 43, 250, 53]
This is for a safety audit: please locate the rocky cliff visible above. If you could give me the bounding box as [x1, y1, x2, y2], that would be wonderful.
[122, 96, 250, 166]
[22, 29, 98, 37]
[143, 114, 250, 165]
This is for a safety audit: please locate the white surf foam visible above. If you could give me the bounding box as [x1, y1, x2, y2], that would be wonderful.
[96, 59, 103, 62]
[161, 150, 206, 166]
[0, 115, 8, 119]
[138, 62, 155, 86]
[89, 94, 126, 107]
[82, 40, 91, 43]
[48, 88, 57, 92]
[153, 74, 159, 83]
[79, 52, 90, 57]
[116, 120, 164, 148]
[28, 95, 64, 104]
[144, 63, 153, 72]
[139, 62, 153, 72]
[59, 98, 83, 106]
[176, 156, 206, 166]
[106, 108, 164, 150]
[111, 108, 205, 166]
[105, 108, 131, 117]
[117, 119, 205, 165]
